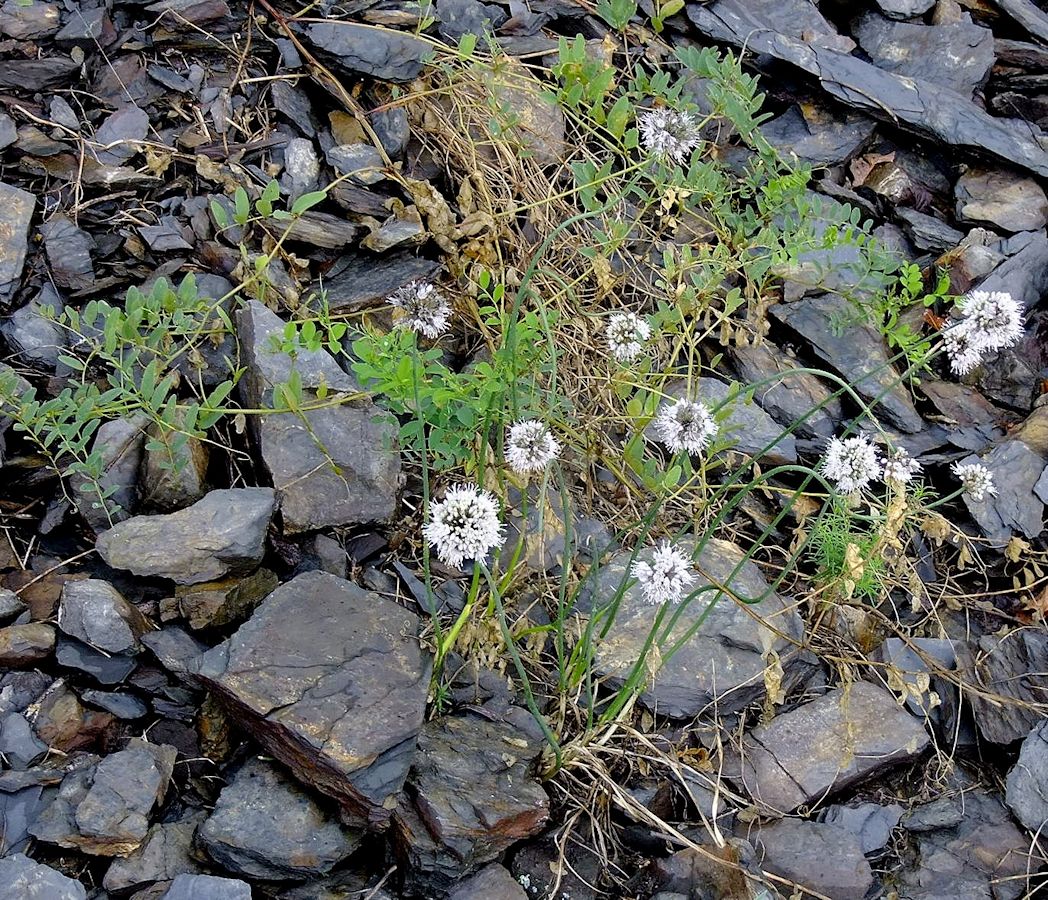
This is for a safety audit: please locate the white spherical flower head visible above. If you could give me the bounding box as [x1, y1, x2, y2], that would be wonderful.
[652, 398, 718, 456]
[506, 419, 560, 473]
[423, 484, 505, 568]
[952, 461, 997, 502]
[883, 447, 922, 485]
[388, 280, 452, 338]
[821, 434, 882, 494]
[631, 542, 696, 606]
[956, 290, 1024, 351]
[606, 312, 651, 363]
[638, 107, 702, 165]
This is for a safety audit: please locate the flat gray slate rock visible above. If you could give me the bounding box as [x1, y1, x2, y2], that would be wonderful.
[57, 579, 147, 654]
[192, 570, 430, 828]
[162, 874, 252, 900]
[305, 22, 429, 83]
[959, 441, 1046, 547]
[687, 0, 1048, 178]
[592, 537, 809, 718]
[0, 182, 35, 304]
[772, 293, 924, 433]
[197, 756, 361, 880]
[1006, 720, 1048, 834]
[725, 681, 929, 814]
[0, 853, 86, 900]
[95, 488, 275, 585]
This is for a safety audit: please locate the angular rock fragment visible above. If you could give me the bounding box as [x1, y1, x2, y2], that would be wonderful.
[198, 756, 361, 880]
[852, 14, 994, 98]
[687, 0, 1048, 178]
[58, 579, 148, 654]
[819, 801, 903, 855]
[725, 681, 930, 813]
[698, 377, 797, 465]
[728, 342, 842, 439]
[2, 287, 66, 368]
[93, 105, 150, 166]
[139, 420, 209, 512]
[0, 0, 61, 39]
[447, 864, 528, 900]
[306, 22, 429, 82]
[900, 784, 1035, 899]
[175, 568, 278, 631]
[1006, 720, 1048, 835]
[41, 214, 96, 292]
[55, 637, 136, 685]
[0, 623, 55, 667]
[71, 414, 148, 532]
[761, 104, 875, 167]
[875, 0, 933, 17]
[30, 738, 177, 855]
[79, 689, 148, 720]
[0, 853, 86, 900]
[162, 873, 252, 900]
[95, 488, 276, 584]
[0, 182, 35, 304]
[752, 819, 873, 900]
[0, 712, 47, 768]
[323, 251, 440, 311]
[237, 300, 399, 532]
[772, 293, 924, 433]
[0, 588, 25, 620]
[395, 715, 549, 893]
[192, 570, 430, 827]
[955, 168, 1048, 233]
[103, 812, 205, 893]
[592, 537, 809, 718]
[27, 679, 115, 751]
[958, 440, 1046, 547]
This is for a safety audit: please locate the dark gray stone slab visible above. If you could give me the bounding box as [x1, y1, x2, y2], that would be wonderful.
[447, 864, 528, 900]
[70, 414, 147, 532]
[1006, 720, 1048, 834]
[0, 1, 61, 39]
[0, 853, 86, 900]
[103, 812, 205, 893]
[162, 874, 252, 900]
[0, 712, 47, 769]
[969, 229, 1048, 313]
[771, 293, 924, 433]
[753, 819, 873, 900]
[95, 488, 275, 585]
[874, 0, 934, 17]
[198, 756, 361, 880]
[436, 0, 506, 41]
[0, 623, 55, 667]
[192, 570, 430, 828]
[322, 252, 440, 312]
[730, 342, 843, 439]
[80, 690, 149, 720]
[58, 579, 148, 654]
[958, 441, 1046, 547]
[2, 286, 66, 368]
[687, 0, 1048, 178]
[592, 537, 809, 718]
[30, 738, 177, 855]
[761, 104, 875, 167]
[852, 14, 994, 98]
[725, 681, 930, 814]
[697, 377, 798, 465]
[0, 784, 47, 855]
[305, 22, 429, 83]
[0, 182, 35, 305]
[92, 105, 149, 166]
[55, 636, 136, 685]
[40, 215, 96, 292]
[955, 169, 1048, 232]
[819, 801, 904, 854]
[395, 716, 549, 894]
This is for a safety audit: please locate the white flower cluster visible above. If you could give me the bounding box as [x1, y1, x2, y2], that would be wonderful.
[882, 447, 921, 485]
[423, 484, 505, 568]
[952, 461, 997, 501]
[821, 434, 882, 494]
[942, 290, 1024, 375]
[388, 280, 452, 338]
[651, 398, 718, 456]
[606, 311, 651, 363]
[638, 107, 702, 165]
[506, 419, 560, 474]
[631, 542, 696, 605]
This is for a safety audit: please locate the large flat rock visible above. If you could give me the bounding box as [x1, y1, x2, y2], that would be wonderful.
[0, 182, 35, 304]
[198, 756, 361, 880]
[592, 538, 810, 718]
[772, 293, 924, 433]
[0, 853, 86, 900]
[725, 681, 929, 814]
[395, 715, 549, 894]
[95, 488, 275, 585]
[192, 570, 430, 828]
